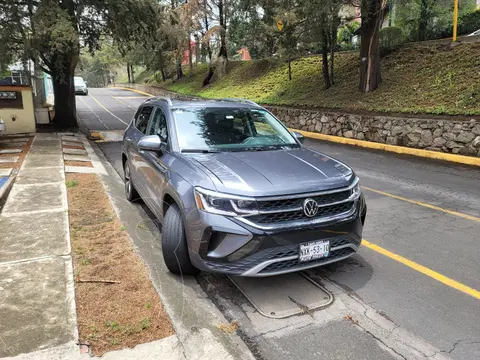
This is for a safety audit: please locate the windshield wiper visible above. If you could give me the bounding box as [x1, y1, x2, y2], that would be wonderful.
[181, 149, 221, 154]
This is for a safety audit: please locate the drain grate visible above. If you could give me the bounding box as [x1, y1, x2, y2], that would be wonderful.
[228, 272, 333, 319]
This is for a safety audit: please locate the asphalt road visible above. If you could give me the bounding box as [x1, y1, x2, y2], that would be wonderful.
[77, 87, 480, 360]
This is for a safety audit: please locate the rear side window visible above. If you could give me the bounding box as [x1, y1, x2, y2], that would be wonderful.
[135, 106, 153, 134]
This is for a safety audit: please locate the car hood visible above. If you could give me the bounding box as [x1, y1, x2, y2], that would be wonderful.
[184, 148, 354, 197]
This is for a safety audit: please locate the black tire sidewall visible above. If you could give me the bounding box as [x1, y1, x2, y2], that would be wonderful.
[162, 204, 198, 275]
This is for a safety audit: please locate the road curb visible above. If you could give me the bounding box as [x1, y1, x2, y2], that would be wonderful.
[290, 129, 480, 167]
[112, 86, 480, 167]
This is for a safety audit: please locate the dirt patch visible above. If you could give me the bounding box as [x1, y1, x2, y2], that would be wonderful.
[66, 173, 173, 356]
[65, 161, 93, 168]
[63, 144, 85, 150]
[0, 137, 34, 169]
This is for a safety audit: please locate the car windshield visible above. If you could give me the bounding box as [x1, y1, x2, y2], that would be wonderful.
[74, 77, 85, 86]
[173, 107, 299, 152]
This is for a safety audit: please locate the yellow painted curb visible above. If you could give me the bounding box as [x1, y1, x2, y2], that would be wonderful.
[290, 128, 480, 167]
[113, 86, 153, 97]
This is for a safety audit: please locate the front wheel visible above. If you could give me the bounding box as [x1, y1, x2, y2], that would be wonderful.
[162, 204, 198, 275]
[124, 160, 139, 202]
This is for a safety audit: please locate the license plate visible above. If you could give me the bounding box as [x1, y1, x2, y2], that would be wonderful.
[299, 240, 330, 262]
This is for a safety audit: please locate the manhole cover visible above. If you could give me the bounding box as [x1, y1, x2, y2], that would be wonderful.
[229, 272, 333, 319]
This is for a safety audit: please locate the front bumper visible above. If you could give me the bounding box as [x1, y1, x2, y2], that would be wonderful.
[75, 87, 88, 94]
[187, 195, 367, 277]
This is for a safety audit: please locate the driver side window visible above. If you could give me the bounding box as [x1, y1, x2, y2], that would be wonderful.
[147, 107, 169, 142]
[135, 106, 153, 134]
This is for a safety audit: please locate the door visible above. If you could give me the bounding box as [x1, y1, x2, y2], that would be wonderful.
[140, 106, 171, 219]
[128, 105, 154, 198]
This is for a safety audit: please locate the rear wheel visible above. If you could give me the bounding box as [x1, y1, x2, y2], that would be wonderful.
[162, 204, 198, 275]
[124, 160, 139, 202]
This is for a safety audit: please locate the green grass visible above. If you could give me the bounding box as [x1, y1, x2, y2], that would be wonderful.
[66, 179, 78, 188]
[164, 43, 480, 116]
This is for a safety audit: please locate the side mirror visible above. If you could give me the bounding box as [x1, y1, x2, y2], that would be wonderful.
[292, 131, 305, 144]
[138, 135, 163, 151]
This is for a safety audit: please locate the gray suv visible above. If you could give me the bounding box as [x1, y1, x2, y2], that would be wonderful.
[122, 97, 367, 276]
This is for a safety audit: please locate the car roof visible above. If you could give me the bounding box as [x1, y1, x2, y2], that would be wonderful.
[142, 97, 261, 110]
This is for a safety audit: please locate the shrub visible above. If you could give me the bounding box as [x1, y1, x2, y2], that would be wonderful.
[379, 26, 405, 56]
[459, 9, 480, 35]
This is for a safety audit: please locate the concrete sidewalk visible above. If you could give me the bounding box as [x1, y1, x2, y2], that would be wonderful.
[0, 133, 189, 360]
[0, 133, 76, 357]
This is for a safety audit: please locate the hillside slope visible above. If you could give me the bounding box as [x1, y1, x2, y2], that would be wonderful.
[163, 43, 480, 116]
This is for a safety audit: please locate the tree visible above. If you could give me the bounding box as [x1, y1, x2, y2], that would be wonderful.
[0, 0, 160, 129]
[359, 0, 385, 92]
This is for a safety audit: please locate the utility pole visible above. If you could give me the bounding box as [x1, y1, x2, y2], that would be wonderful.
[453, 0, 459, 41]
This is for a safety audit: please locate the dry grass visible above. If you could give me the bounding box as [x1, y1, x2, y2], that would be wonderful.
[65, 160, 93, 167]
[66, 173, 173, 356]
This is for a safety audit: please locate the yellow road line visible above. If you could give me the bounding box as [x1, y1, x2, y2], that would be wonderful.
[112, 86, 153, 97]
[109, 96, 134, 109]
[289, 128, 480, 167]
[362, 186, 480, 223]
[114, 96, 148, 99]
[362, 239, 480, 300]
[88, 93, 128, 126]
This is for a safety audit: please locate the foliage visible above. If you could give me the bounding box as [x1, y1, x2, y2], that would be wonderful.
[379, 26, 405, 55]
[166, 43, 480, 116]
[394, 0, 477, 41]
[459, 9, 480, 35]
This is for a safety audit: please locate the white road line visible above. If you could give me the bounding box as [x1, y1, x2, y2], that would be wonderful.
[88, 92, 129, 126]
[77, 96, 110, 130]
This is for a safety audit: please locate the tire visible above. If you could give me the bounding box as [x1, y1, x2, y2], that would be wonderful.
[162, 204, 198, 275]
[124, 160, 139, 202]
[84, 89, 88, 95]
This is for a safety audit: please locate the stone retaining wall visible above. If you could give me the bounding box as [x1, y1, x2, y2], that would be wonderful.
[119, 83, 480, 157]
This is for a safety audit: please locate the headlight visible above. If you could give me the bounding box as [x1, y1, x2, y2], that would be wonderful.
[351, 180, 361, 199]
[194, 188, 258, 216]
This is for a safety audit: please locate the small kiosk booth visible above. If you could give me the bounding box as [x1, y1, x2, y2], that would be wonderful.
[0, 85, 36, 135]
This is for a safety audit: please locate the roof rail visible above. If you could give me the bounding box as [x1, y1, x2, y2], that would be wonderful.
[145, 96, 173, 106]
[219, 98, 259, 106]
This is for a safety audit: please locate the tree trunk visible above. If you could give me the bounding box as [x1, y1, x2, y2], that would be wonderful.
[418, 0, 428, 41]
[321, 27, 331, 89]
[127, 63, 131, 83]
[52, 70, 77, 129]
[161, 68, 167, 82]
[176, 61, 183, 80]
[288, 59, 292, 81]
[130, 64, 135, 83]
[359, 0, 384, 92]
[330, 16, 339, 86]
[188, 36, 193, 75]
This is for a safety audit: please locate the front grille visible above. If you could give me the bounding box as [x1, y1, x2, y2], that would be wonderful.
[257, 190, 351, 212]
[249, 201, 354, 224]
[203, 235, 354, 273]
[259, 247, 355, 274]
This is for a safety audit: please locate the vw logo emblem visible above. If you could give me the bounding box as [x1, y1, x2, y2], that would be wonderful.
[303, 198, 319, 217]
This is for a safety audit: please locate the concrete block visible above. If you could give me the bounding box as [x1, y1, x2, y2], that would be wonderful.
[0, 211, 68, 262]
[62, 141, 85, 147]
[2, 183, 65, 214]
[16, 167, 64, 185]
[0, 149, 22, 154]
[0, 168, 12, 176]
[63, 148, 87, 155]
[65, 166, 96, 174]
[63, 154, 90, 162]
[23, 154, 63, 168]
[0, 258, 74, 357]
[0, 156, 19, 163]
